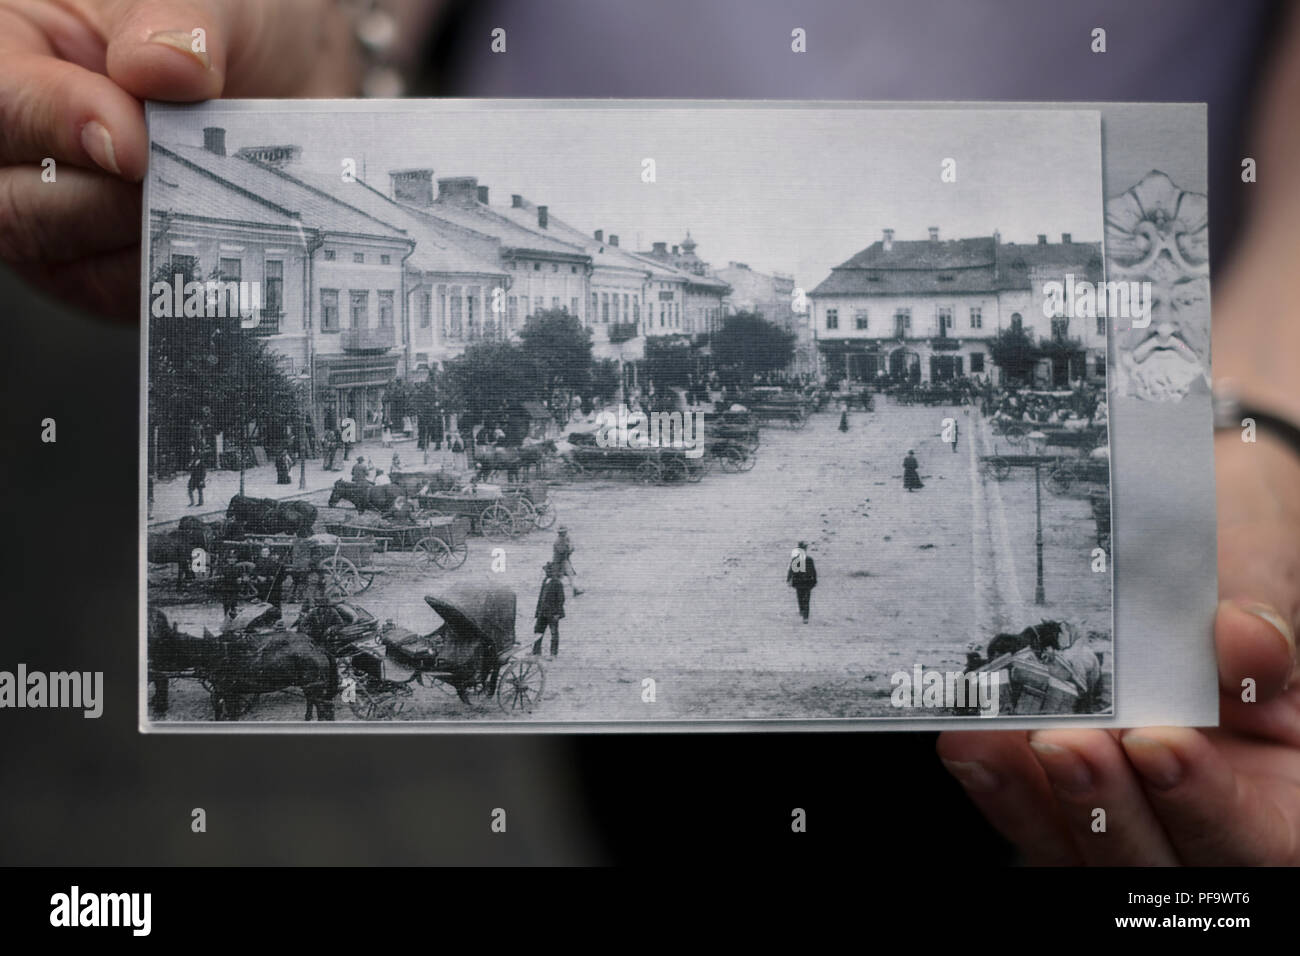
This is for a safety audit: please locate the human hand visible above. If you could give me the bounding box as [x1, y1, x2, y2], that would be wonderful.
[936, 427, 1300, 865]
[0, 0, 361, 319]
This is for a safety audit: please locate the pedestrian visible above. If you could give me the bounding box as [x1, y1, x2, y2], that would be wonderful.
[373, 469, 391, 486]
[552, 527, 582, 596]
[340, 422, 353, 461]
[532, 561, 566, 657]
[950, 420, 959, 453]
[391, 452, 402, 475]
[186, 448, 206, 507]
[382, 420, 393, 447]
[839, 406, 850, 432]
[351, 456, 370, 484]
[322, 428, 339, 471]
[450, 433, 467, 471]
[787, 541, 818, 623]
[275, 447, 293, 484]
[903, 449, 924, 491]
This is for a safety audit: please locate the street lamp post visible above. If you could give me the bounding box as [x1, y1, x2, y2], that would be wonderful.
[298, 370, 310, 490]
[1034, 461, 1046, 605]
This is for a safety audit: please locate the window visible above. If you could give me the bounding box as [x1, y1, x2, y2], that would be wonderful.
[938, 307, 953, 334]
[419, 291, 431, 328]
[1096, 315, 1106, 336]
[169, 253, 198, 279]
[264, 260, 283, 317]
[449, 286, 463, 338]
[321, 289, 339, 332]
[601, 293, 609, 323]
[508, 296, 518, 328]
[894, 309, 911, 336]
[623, 293, 630, 321]
[323, 249, 336, 261]
[352, 252, 364, 264]
[1050, 316, 1068, 340]
[633, 300, 640, 323]
[826, 309, 839, 330]
[218, 257, 241, 281]
[1010, 312, 1023, 332]
[349, 290, 368, 329]
[436, 284, 447, 336]
[855, 311, 868, 330]
[378, 290, 394, 327]
[533, 262, 541, 271]
[970, 352, 985, 374]
[969, 307, 983, 329]
[466, 287, 477, 335]
[551, 263, 558, 273]
[571, 297, 579, 314]
[591, 293, 598, 320]
[534, 297, 544, 314]
[381, 254, 391, 265]
[552, 296, 560, 309]
[571, 265, 578, 274]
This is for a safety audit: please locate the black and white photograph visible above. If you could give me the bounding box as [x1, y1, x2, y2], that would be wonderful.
[141, 102, 1115, 727]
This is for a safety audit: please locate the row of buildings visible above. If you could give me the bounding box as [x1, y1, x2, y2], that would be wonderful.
[149, 127, 798, 439]
[807, 227, 1106, 388]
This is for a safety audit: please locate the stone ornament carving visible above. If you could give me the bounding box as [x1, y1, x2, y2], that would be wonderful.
[1106, 171, 1211, 402]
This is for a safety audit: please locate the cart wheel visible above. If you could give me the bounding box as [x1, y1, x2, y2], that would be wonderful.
[436, 537, 468, 570]
[1047, 467, 1073, 495]
[532, 502, 557, 530]
[737, 449, 757, 472]
[480, 504, 516, 539]
[791, 414, 808, 430]
[660, 458, 688, 483]
[1004, 425, 1027, 447]
[989, 457, 1011, 481]
[413, 536, 453, 569]
[684, 457, 708, 482]
[347, 683, 403, 720]
[320, 555, 361, 595]
[720, 447, 743, 473]
[496, 657, 545, 712]
[635, 460, 662, 484]
[511, 497, 538, 531]
[357, 571, 376, 592]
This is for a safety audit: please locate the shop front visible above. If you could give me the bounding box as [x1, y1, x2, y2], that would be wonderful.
[315, 353, 401, 440]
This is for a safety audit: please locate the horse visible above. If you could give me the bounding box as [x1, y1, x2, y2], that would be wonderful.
[207, 627, 338, 721]
[226, 494, 317, 537]
[146, 516, 219, 586]
[474, 440, 557, 482]
[327, 479, 402, 514]
[147, 606, 221, 715]
[965, 620, 1071, 672]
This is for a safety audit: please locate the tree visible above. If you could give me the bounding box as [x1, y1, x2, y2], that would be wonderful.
[588, 359, 622, 405]
[148, 261, 302, 473]
[442, 341, 541, 430]
[988, 326, 1040, 383]
[711, 311, 795, 384]
[518, 309, 593, 420]
[644, 337, 697, 391]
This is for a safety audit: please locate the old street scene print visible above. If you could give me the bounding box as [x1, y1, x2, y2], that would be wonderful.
[143, 104, 1114, 726]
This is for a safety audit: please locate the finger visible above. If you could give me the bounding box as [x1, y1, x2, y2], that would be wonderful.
[102, 0, 231, 102]
[1027, 729, 1179, 865]
[0, 164, 140, 262]
[936, 732, 1082, 865]
[0, 50, 149, 179]
[1121, 727, 1300, 865]
[1215, 436, 1300, 701]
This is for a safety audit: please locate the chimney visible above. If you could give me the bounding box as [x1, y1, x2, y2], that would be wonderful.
[594, 229, 603, 242]
[652, 241, 667, 256]
[882, 228, 894, 252]
[928, 226, 939, 242]
[476, 185, 489, 204]
[993, 229, 1001, 244]
[437, 176, 479, 204]
[1037, 234, 1047, 245]
[1061, 233, 1072, 244]
[203, 127, 226, 156]
[390, 169, 434, 207]
[672, 245, 679, 255]
[609, 235, 619, 246]
[537, 205, 548, 229]
[512, 194, 524, 208]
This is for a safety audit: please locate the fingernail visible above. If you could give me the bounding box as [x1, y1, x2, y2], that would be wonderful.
[940, 758, 999, 793]
[1122, 734, 1184, 790]
[148, 29, 211, 70]
[1028, 740, 1093, 795]
[1233, 600, 1297, 687]
[80, 121, 119, 175]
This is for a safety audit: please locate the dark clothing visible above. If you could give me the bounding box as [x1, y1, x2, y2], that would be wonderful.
[838, 410, 849, 432]
[903, 454, 924, 490]
[533, 574, 566, 655]
[351, 461, 370, 483]
[950, 423, 959, 453]
[187, 458, 206, 489]
[787, 553, 817, 621]
[276, 452, 293, 484]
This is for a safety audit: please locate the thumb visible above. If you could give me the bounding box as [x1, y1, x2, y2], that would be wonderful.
[1214, 434, 1300, 700]
[102, 0, 234, 101]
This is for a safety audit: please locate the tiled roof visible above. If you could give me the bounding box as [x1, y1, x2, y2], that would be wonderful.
[407, 197, 590, 260]
[164, 143, 411, 242]
[810, 236, 1102, 296]
[149, 143, 304, 229]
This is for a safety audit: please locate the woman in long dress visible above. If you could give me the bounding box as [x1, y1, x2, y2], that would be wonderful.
[903, 449, 924, 491]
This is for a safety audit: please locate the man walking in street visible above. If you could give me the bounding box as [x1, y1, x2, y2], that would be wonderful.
[552, 527, 582, 597]
[323, 427, 339, 471]
[950, 420, 959, 454]
[787, 541, 818, 623]
[187, 448, 206, 507]
[533, 561, 566, 657]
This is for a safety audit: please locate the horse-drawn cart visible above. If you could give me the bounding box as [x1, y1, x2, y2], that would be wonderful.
[329, 585, 545, 719]
[214, 533, 382, 597]
[501, 481, 557, 531]
[324, 514, 470, 570]
[561, 435, 708, 483]
[416, 489, 520, 538]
